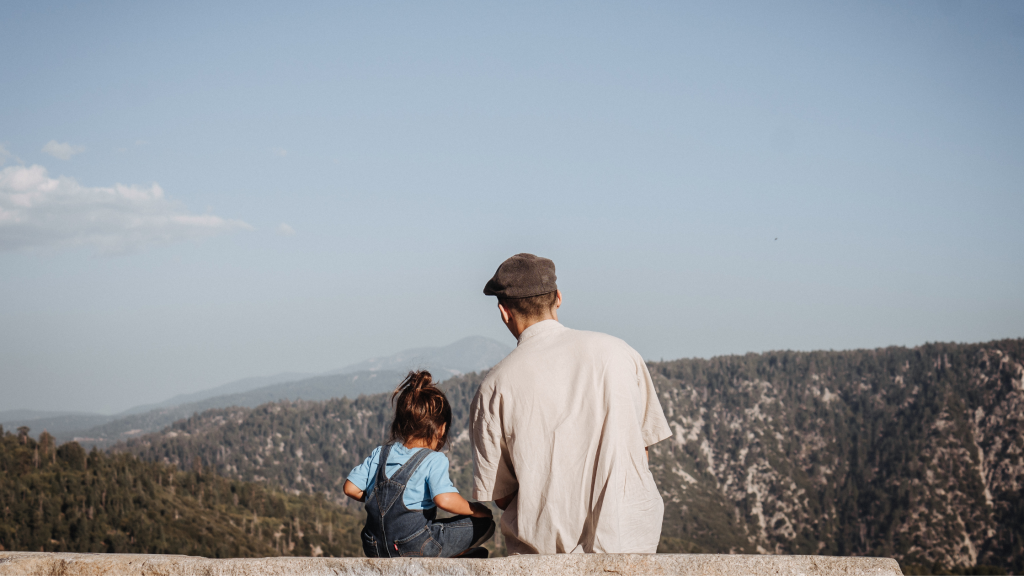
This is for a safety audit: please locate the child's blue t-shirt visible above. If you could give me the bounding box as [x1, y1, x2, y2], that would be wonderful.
[347, 444, 458, 510]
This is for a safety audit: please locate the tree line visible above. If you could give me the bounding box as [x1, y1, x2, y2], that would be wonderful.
[0, 426, 363, 557]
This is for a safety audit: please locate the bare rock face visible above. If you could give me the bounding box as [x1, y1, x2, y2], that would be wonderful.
[648, 341, 1024, 571]
[0, 552, 902, 576]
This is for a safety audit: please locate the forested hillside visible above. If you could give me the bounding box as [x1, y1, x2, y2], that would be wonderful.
[648, 340, 1024, 575]
[0, 427, 362, 557]
[120, 339, 1024, 573]
[117, 375, 497, 552]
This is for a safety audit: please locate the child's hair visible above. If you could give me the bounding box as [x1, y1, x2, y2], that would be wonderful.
[389, 371, 452, 450]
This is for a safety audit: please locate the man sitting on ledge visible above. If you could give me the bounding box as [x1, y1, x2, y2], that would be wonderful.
[471, 253, 672, 554]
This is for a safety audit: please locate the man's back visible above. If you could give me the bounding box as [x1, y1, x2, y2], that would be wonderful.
[471, 319, 671, 554]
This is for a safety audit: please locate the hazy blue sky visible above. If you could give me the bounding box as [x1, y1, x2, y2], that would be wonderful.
[2, 1, 1022, 414]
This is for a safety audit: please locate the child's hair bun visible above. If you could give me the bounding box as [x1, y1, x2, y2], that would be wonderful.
[389, 370, 452, 450]
[392, 370, 433, 399]
[413, 371, 433, 391]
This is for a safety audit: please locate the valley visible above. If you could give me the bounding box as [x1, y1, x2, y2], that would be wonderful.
[4, 337, 1021, 573]
[112, 338, 1024, 572]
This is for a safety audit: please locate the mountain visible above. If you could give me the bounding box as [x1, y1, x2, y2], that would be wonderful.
[330, 336, 512, 380]
[0, 428, 363, 557]
[48, 336, 512, 447]
[0, 409, 86, 421]
[117, 372, 314, 416]
[0, 411, 113, 440]
[118, 338, 1024, 573]
[221, 370, 407, 406]
[0, 375, 314, 437]
[116, 373, 481, 504]
[65, 370, 405, 448]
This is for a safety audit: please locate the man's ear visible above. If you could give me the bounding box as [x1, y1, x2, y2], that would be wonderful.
[498, 302, 512, 325]
[554, 290, 562, 310]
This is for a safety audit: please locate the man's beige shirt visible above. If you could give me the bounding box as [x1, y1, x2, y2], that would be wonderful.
[471, 320, 671, 554]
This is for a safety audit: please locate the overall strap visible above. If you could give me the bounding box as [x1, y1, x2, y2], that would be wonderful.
[372, 444, 403, 524]
[388, 446, 434, 486]
[375, 443, 393, 485]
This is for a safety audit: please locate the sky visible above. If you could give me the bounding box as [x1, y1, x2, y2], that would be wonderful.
[1, 1, 1022, 414]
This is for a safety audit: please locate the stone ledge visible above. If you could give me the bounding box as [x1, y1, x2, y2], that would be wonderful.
[0, 552, 903, 576]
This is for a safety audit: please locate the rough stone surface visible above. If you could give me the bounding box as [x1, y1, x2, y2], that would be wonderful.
[0, 552, 902, 576]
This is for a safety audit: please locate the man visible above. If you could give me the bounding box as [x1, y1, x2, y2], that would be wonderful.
[470, 253, 671, 554]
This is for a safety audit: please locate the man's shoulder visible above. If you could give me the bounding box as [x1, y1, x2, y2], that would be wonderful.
[496, 327, 641, 363]
[479, 327, 642, 390]
[564, 327, 641, 358]
[478, 351, 516, 390]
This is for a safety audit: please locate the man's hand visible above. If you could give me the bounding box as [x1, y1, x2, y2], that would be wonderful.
[494, 490, 517, 511]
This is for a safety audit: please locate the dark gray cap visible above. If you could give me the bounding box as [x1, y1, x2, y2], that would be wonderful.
[483, 253, 557, 299]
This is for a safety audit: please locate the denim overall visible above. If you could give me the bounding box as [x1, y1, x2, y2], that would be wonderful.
[360, 443, 495, 558]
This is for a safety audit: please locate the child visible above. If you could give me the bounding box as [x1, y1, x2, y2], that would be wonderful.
[344, 370, 495, 558]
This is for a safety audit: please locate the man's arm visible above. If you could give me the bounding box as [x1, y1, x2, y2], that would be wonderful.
[470, 385, 519, 503]
[637, 357, 673, 448]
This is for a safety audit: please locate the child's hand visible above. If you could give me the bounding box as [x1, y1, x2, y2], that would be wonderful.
[469, 502, 493, 518]
[435, 493, 493, 518]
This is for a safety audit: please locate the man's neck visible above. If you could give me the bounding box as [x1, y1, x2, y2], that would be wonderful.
[509, 314, 557, 340]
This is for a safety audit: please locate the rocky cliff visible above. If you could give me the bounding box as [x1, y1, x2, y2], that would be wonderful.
[648, 340, 1024, 574]
[119, 339, 1024, 573]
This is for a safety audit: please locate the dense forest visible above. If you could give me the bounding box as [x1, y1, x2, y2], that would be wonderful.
[0, 427, 362, 557]
[119, 339, 1024, 573]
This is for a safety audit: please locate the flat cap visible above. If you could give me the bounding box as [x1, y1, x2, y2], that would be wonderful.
[483, 253, 557, 299]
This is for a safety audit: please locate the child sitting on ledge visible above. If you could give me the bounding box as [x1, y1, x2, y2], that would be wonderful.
[343, 370, 494, 558]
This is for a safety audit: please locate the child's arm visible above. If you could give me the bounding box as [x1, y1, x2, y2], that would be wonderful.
[434, 493, 492, 518]
[343, 479, 365, 502]
[345, 447, 382, 502]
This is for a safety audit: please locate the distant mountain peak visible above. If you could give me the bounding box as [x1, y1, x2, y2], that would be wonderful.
[330, 335, 512, 380]
[35, 336, 513, 448]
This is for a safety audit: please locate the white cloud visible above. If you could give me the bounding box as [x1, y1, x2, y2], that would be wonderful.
[0, 164, 251, 252]
[42, 140, 86, 160]
[278, 223, 295, 235]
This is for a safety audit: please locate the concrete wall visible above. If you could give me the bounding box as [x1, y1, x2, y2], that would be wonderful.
[0, 552, 902, 576]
